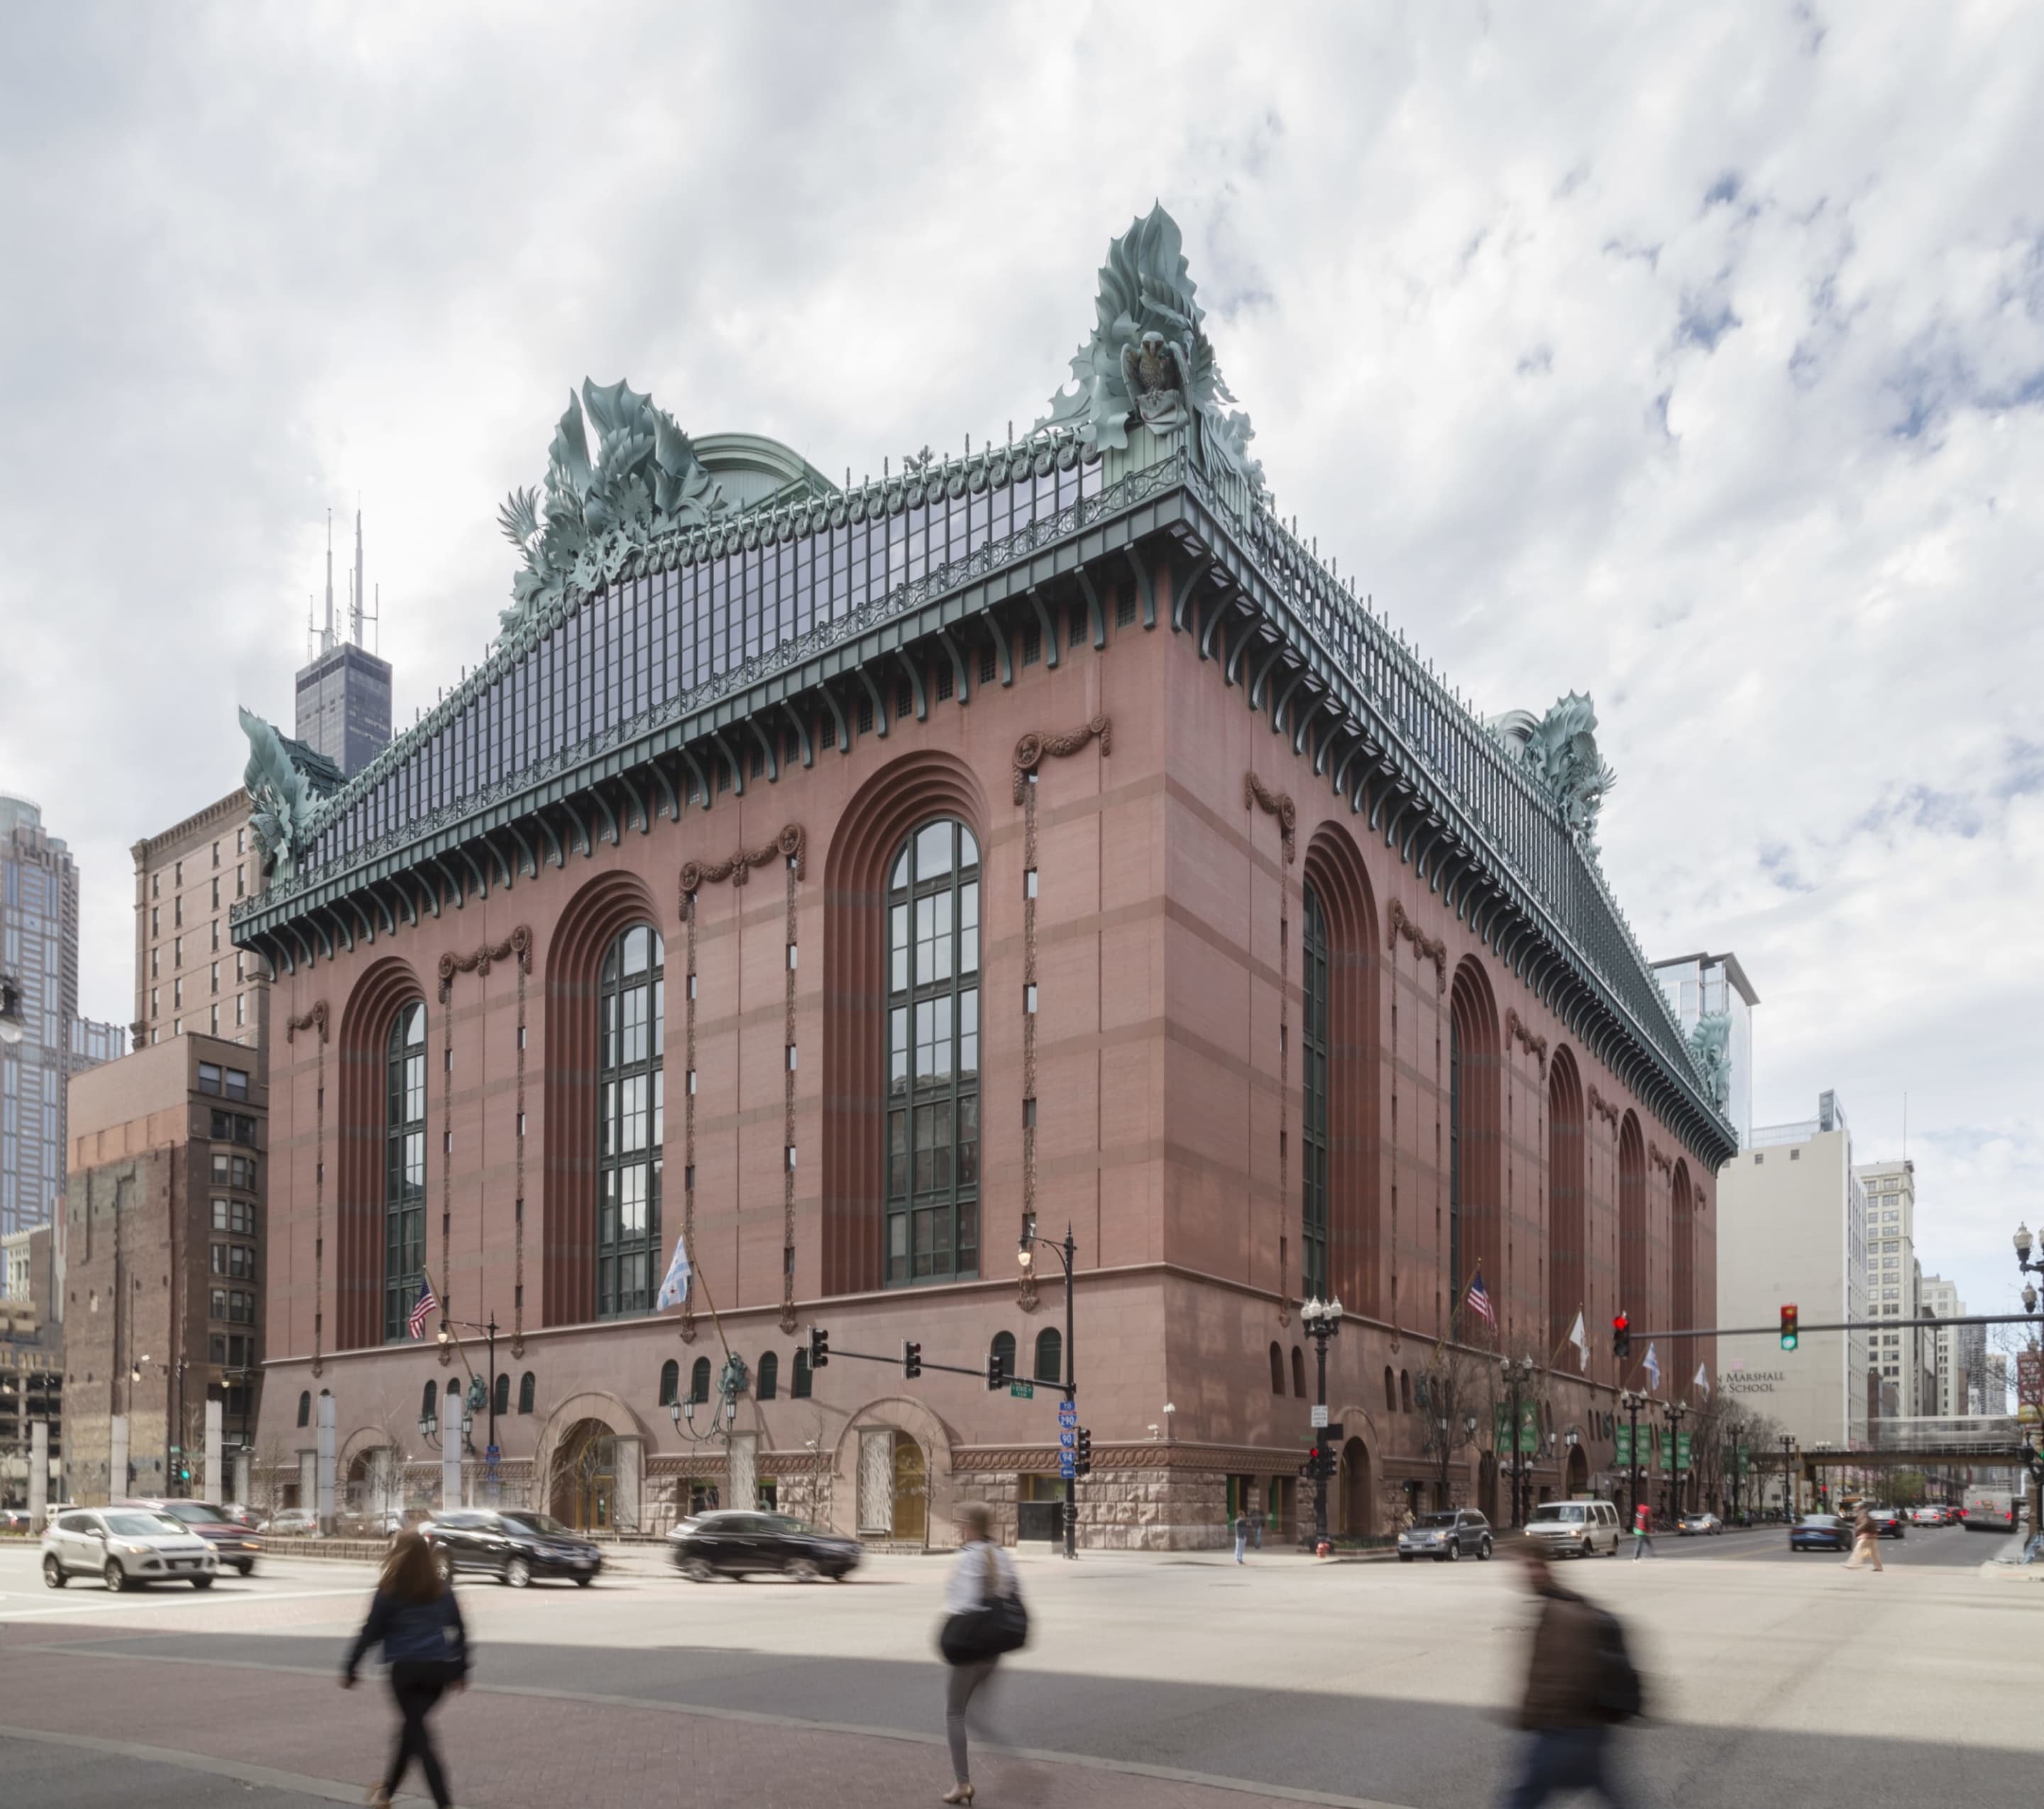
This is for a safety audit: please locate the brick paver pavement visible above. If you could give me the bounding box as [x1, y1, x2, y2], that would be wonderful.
[0, 1635, 1402, 1809]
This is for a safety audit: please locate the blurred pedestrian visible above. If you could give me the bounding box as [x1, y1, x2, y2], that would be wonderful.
[341, 1528, 470, 1809]
[1843, 1503, 1884, 1573]
[1233, 1510, 1251, 1563]
[1500, 1546, 1639, 1806]
[1630, 1501, 1655, 1560]
[937, 1502, 1028, 1804]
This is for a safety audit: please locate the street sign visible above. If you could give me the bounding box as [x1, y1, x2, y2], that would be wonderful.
[1058, 1427, 1075, 1448]
[1311, 1404, 1329, 1428]
[1010, 1380, 1035, 1400]
[1057, 1399, 1077, 1424]
[1060, 1456, 1076, 1478]
[485, 1443, 501, 1467]
[1325, 1422, 1344, 1443]
[2020, 1351, 2043, 1410]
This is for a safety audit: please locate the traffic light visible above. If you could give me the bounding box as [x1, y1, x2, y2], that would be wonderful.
[1302, 1442, 1334, 1481]
[987, 1346, 1008, 1390]
[903, 1340, 923, 1380]
[1073, 1427, 1094, 1478]
[1779, 1304, 1799, 1351]
[808, 1326, 830, 1369]
[1612, 1312, 1632, 1360]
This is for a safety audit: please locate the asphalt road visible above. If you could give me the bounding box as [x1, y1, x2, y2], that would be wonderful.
[0, 1534, 2035, 1809]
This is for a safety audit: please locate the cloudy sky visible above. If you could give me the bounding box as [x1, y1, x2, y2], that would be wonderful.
[3, 4, 2039, 1326]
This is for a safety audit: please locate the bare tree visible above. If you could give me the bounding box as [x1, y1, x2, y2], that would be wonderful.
[1415, 1341, 1492, 1510]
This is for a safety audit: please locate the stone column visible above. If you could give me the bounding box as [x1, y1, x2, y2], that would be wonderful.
[28, 1420, 48, 1524]
[315, 1395, 336, 1531]
[233, 1448, 251, 1507]
[298, 1450, 317, 1512]
[203, 1400, 224, 1504]
[614, 1436, 643, 1534]
[727, 1432, 757, 1514]
[109, 1413, 129, 1505]
[442, 1427, 462, 1512]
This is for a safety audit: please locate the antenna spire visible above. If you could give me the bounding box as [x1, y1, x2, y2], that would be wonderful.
[322, 509, 336, 654]
[351, 506, 366, 647]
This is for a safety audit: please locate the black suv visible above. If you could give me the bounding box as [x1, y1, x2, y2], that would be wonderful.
[419, 1510, 603, 1587]
[667, 1510, 862, 1582]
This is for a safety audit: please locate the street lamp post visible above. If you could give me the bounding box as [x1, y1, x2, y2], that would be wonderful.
[1779, 1433, 1796, 1519]
[436, 1312, 501, 1471]
[1020, 1219, 1078, 1559]
[1661, 1400, 1689, 1522]
[1620, 1390, 1647, 1527]
[1300, 1297, 1344, 1546]
[1499, 1354, 1535, 1529]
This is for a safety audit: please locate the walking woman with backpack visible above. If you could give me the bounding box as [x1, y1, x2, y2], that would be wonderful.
[341, 1528, 471, 1809]
[936, 1502, 1028, 1804]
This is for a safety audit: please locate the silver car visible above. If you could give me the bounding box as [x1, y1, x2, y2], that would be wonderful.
[42, 1507, 219, 1591]
[1397, 1509, 1493, 1563]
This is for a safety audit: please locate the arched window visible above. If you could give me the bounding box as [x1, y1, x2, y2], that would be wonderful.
[1300, 884, 1331, 1299]
[493, 1373, 510, 1419]
[1383, 1366, 1396, 1414]
[419, 1381, 437, 1426]
[383, 1001, 427, 1341]
[791, 1348, 813, 1398]
[1448, 962, 1500, 1329]
[517, 1372, 535, 1415]
[1547, 1048, 1586, 1350]
[297, 1390, 311, 1428]
[1033, 1326, 1062, 1385]
[991, 1330, 1017, 1385]
[689, 1356, 712, 1404]
[1619, 1113, 1647, 1340]
[1291, 1346, 1307, 1399]
[757, 1351, 779, 1400]
[598, 923, 664, 1319]
[885, 820, 981, 1284]
[658, 1358, 680, 1407]
[1399, 1369, 1412, 1414]
[1268, 1342, 1285, 1394]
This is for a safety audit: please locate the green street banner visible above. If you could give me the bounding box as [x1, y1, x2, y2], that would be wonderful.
[1519, 1401, 1540, 1455]
[1615, 1423, 1633, 1467]
[1737, 1443, 1750, 1475]
[1676, 1431, 1692, 1473]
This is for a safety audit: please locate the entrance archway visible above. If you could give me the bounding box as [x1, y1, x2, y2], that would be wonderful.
[1340, 1437, 1373, 1536]
[891, 1432, 928, 1544]
[1566, 1444, 1589, 1496]
[551, 1419, 617, 1531]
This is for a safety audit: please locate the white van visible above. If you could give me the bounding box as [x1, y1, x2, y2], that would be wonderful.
[1524, 1499, 1622, 1558]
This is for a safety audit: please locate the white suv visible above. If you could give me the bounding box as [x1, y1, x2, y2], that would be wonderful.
[43, 1507, 219, 1591]
[1524, 1500, 1622, 1558]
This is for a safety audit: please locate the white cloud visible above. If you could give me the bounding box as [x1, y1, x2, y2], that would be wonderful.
[1, 1, 2039, 1317]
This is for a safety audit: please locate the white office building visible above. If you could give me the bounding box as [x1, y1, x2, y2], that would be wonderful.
[1650, 950, 1759, 1148]
[1918, 1275, 1966, 1417]
[1717, 1091, 1871, 1453]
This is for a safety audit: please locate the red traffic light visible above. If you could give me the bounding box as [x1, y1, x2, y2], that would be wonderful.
[1612, 1312, 1632, 1359]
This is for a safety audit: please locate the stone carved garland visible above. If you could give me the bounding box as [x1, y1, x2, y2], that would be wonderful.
[1587, 1086, 1622, 1133]
[285, 1000, 329, 1044]
[1387, 901, 1448, 994]
[1012, 716, 1111, 805]
[437, 925, 534, 1003]
[1243, 772, 1296, 864]
[1505, 1008, 1548, 1075]
[679, 823, 806, 901]
[1648, 1142, 1673, 1179]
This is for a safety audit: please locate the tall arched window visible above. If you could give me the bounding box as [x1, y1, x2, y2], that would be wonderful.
[1300, 884, 1331, 1300]
[658, 1358, 680, 1407]
[1034, 1326, 1062, 1385]
[598, 924, 664, 1319]
[383, 1002, 427, 1342]
[1619, 1114, 1647, 1340]
[791, 1348, 813, 1398]
[297, 1390, 311, 1428]
[991, 1330, 1017, 1385]
[517, 1372, 535, 1414]
[689, 1356, 712, 1403]
[757, 1351, 779, 1400]
[1291, 1347, 1307, 1399]
[1268, 1342, 1285, 1394]
[885, 820, 980, 1284]
[419, 1381, 437, 1426]
[1448, 1012, 1463, 1309]
[493, 1373, 510, 1418]
[1547, 1049, 1586, 1349]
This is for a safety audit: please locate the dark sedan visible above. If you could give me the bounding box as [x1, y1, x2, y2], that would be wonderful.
[1867, 1507, 1906, 1539]
[421, 1509, 603, 1587]
[120, 1500, 265, 1575]
[1790, 1513, 1852, 1553]
[668, 1510, 862, 1582]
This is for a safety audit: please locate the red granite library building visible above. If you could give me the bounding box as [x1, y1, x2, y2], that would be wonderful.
[236, 209, 1733, 1548]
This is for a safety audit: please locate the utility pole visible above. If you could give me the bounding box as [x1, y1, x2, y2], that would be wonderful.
[1302, 1299, 1344, 1545]
[1021, 1221, 1079, 1558]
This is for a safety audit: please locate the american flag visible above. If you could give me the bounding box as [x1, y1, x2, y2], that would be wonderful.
[406, 1278, 439, 1341]
[1465, 1266, 1497, 1329]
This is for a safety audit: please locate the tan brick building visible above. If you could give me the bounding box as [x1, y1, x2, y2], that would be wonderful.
[64, 1036, 267, 1502]
[234, 212, 1734, 1547]
[132, 793, 270, 1052]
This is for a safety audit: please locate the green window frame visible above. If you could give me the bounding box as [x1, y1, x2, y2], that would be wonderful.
[383, 1001, 427, 1342]
[598, 923, 664, 1319]
[884, 820, 981, 1284]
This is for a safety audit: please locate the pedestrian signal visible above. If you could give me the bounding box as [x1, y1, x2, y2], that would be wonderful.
[1612, 1312, 1632, 1360]
[902, 1340, 923, 1380]
[1779, 1304, 1798, 1351]
[808, 1325, 830, 1368]
[1073, 1427, 1094, 1478]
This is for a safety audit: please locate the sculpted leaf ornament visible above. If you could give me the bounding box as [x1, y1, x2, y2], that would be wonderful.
[1040, 202, 1265, 500]
[1688, 1011, 1732, 1111]
[239, 708, 322, 884]
[1494, 693, 1617, 859]
[498, 378, 730, 629]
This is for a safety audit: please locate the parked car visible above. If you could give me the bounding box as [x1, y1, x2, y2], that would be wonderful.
[1789, 1512, 1852, 1553]
[258, 1507, 320, 1538]
[419, 1510, 603, 1588]
[119, 1500, 264, 1576]
[667, 1510, 862, 1582]
[42, 1507, 219, 1590]
[1396, 1509, 1494, 1563]
[1523, 1500, 1621, 1558]
[1676, 1512, 1723, 1536]
[0, 1508, 33, 1534]
[216, 1503, 263, 1529]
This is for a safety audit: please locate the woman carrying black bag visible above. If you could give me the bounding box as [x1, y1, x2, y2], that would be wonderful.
[937, 1502, 1027, 1804]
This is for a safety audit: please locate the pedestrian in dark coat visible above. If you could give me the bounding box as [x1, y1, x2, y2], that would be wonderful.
[341, 1528, 470, 1809]
[1500, 1547, 1634, 1806]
